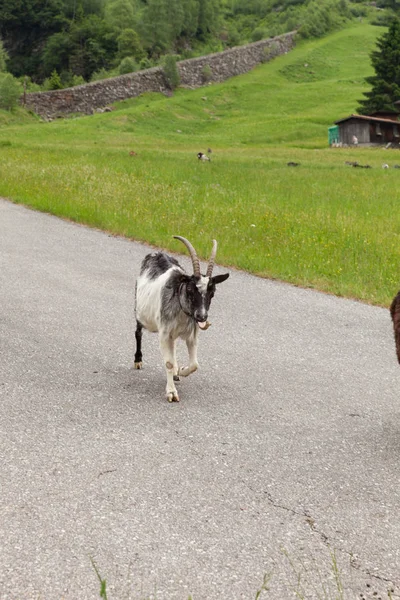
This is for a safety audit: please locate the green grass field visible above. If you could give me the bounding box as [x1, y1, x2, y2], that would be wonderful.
[1, 23, 399, 306]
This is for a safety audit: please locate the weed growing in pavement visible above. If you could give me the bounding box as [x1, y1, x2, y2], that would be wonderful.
[90, 556, 108, 600]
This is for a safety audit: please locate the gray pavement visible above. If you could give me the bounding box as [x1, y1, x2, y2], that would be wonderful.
[0, 197, 399, 600]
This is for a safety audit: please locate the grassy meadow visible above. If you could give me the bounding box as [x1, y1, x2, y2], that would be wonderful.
[0, 23, 399, 306]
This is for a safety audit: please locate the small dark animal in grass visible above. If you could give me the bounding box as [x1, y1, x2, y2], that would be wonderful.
[393, 164, 400, 169]
[287, 161, 300, 167]
[134, 236, 229, 402]
[345, 161, 371, 168]
[390, 291, 400, 364]
[198, 152, 211, 161]
[129, 151, 137, 156]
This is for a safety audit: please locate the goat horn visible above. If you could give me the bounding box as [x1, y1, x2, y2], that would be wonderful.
[206, 239, 218, 277]
[173, 236, 201, 278]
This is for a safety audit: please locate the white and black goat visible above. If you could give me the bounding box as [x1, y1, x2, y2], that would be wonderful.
[134, 236, 229, 402]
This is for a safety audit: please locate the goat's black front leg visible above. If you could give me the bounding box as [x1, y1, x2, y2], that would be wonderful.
[134, 320, 143, 369]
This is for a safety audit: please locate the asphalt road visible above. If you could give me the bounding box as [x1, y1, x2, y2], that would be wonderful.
[0, 197, 399, 600]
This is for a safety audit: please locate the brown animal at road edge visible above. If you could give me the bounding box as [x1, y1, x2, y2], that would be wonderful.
[390, 291, 400, 363]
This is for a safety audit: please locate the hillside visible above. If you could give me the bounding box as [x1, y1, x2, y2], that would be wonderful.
[15, 24, 380, 147]
[1, 23, 399, 306]
[0, 0, 392, 87]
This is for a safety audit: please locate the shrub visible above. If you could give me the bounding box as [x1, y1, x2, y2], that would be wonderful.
[163, 54, 180, 90]
[18, 76, 41, 93]
[299, 0, 346, 39]
[371, 12, 396, 27]
[201, 64, 212, 83]
[139, 57, 153, 70]
[118, 56, 138, 75]
[227, 26, 241, 47]
[43, 70, 64, 90]
[262, 42, 280, 63]
[252, 27, 267, 42]
[71, 75, 86, 87]
[57, 71, 86, 88]
[0, 73, 22, 110]
[91, 68, 112, 82]
[349, 4, 367, 17]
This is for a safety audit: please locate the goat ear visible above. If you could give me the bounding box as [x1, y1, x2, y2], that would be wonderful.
[179, 274, 191, 284]
[211, 273, 229, 285]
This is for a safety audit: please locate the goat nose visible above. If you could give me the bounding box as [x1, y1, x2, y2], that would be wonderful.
[195, 310, 207, 322]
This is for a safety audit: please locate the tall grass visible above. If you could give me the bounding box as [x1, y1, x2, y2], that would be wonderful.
[0, 23, 398, 305]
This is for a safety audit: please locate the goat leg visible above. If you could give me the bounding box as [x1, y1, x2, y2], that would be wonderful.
[178, 336, 199, 378]
[160, 334, 180, 402]
[134, 320, 143, 369]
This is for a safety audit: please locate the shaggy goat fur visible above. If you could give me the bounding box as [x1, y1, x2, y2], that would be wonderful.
[134, 236, 229, 402]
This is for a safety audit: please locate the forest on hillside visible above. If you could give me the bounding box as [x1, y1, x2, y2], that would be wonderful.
[0, 0, 398, 90]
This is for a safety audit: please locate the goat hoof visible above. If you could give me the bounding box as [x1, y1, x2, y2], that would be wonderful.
[134, 361, 142, 370]
[173, 375, 180, 382]
[167, 391, 180, 402]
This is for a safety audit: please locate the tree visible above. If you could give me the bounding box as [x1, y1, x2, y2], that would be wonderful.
[163, 54, 180, 89]
[63, 0, 106, 19]
[117, 28, 144, 61]
[0, 73, 21, 109]
[180, 0, 198, 40]
[43, 13, 117, 81]
[0, 0, 66, 78]
[197, 0, 221, 39]
[378, 0, 400, 9]
[0, 39, 9, 72]
[45, 69, 64, 89]
[42, 32, 73, 76]
[166, 0, 185, 39]
[358, 18, 400, 115]
[139, 0, 171, 56]
[105, 0, 137, 32]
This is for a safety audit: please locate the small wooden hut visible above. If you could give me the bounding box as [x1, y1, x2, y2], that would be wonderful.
[333, 113, 400, 146]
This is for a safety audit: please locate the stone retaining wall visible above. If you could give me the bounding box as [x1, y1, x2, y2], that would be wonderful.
[23, 32, 296, 118]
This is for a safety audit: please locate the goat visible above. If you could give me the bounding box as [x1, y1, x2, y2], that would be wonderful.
[390, 291, 400, 364]
[197, 152, 210, 161]
[134, 236, 229, 402]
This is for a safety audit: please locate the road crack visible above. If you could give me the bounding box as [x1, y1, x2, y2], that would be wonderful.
[262, 489, 398, 591]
